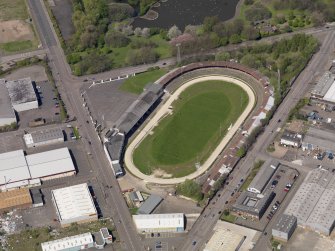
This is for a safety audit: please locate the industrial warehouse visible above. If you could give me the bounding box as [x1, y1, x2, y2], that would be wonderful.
[311, 71, 335, 104]
[133, 213, 184, 233]
[51, 183, 98, 227]
[0, 83, 16, 127]
[23, 128, 64, 148]
[0, 147, 76, 190]
[1, 77, 38, 112]
[285, 168, 335, 236]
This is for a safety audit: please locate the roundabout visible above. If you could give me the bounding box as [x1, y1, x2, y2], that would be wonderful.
[124, 75, 256, 184]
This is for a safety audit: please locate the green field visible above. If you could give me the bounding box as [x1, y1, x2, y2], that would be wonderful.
[0, 0, 29, 20]
[120, 69, 167, 94]
[133, 80, 249, 177]
[0, 40, 33, 52]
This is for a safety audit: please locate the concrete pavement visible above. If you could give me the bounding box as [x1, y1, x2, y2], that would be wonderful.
[124, 75, 256, 184]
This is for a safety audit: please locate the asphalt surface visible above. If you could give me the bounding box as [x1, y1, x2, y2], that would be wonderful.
[16, 1, 335, 250]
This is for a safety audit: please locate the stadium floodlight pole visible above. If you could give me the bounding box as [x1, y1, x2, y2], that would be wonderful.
[176, 43, 181, 64]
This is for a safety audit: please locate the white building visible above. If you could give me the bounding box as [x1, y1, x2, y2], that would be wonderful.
[0, 147, 76, 191]
[0, 81, 16, 127]
[280, 130, 302, 148]
[0, 150, 30, 188]
[41, 232, 94, 251]
[24, 128, 64, 148]
[26, 147, 76, 181]
[133, 213, 184, 233]
[51, 183, 98, 227]
[4, 77, 38, 112]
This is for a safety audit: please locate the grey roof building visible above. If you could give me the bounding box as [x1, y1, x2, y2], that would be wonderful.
[302, 127, 335, 152]
[30, 189, 44, 207]
[115, 84, 163, 134]
[104, 142, 124, 177]
[4, 77, 38, 112]
[280, 130, 302, 148]
[107, 133, 125, 161]
[0, 80, 17, 127]
[138, 194, 163, 214]
[232, 191, 275, 219]
[247, 160, 279, 194]
[272, 214, 297, 242]
[285, 168, 335, 236]
[24, 128, 64, 148]
[311, 71, 335, 99]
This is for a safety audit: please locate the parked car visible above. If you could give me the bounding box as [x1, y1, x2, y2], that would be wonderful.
[271, 180, 278, 188]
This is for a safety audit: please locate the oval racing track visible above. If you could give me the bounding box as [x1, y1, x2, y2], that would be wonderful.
[124, 75, 256, 184]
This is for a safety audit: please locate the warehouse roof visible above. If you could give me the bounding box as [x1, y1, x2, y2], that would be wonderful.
[24, 128, 64, 145]
[51, 183, 97, 224]
[26, 147, 75, 178]
[273, 214, 297, 234]
[4, 77, 37, 105]
[41, 232, 93, 251]
[138, 194, 163, 214]
[0, 150, 30, 186]
[0, 188, 32, 211]
[204, 226, 244, 251]
[248, 160, 279, 194]
[133, 213, 184, 229]
[323, 80, 335, 103]
[285, 168, 335, 235]
[311, 71, 335, 97]
[116, 83, 163, 134]
[0, 80, 16, 120]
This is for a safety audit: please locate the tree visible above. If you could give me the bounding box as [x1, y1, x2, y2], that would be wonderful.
[105, 31, 130, 47]
[245, 3, 272, 22]
[168, 25, 182, 40]
[141, 28, 151, 38]
[176, 179, 203, 202]
[242, 25, 260, 40]
[203, 16, 220, 32]
[215, 52, 230, 61]
[134, 27, 142, 36]
[229, 34, 241, 44]
[236, 145, 246, 158]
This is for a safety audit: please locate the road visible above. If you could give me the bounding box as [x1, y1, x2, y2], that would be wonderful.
[26, 0, 143, 250]
[17, 1, 335, 250]
[179, 29, 335, 251]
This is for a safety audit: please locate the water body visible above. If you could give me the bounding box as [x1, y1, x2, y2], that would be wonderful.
[132, 0, 240, 30]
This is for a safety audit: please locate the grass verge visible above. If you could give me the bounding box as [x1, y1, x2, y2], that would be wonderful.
[119, 68, 167, 94]
[220, 210, 237, 223]
[0, 40, 33, 53]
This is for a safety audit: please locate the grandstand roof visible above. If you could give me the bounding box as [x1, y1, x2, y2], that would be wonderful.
[116, 84, 163, 134]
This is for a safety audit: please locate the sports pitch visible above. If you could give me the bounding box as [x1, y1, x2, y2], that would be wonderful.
[133, 80, 249, 177]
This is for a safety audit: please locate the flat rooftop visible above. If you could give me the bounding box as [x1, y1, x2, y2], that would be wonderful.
[285, 168, 335, 235]
[273, 214, 297, 234]
[204, 221, 260, 251]
[0, 150, 30, 186]
[4, 77, 37, 105]
[138, 194, 163, 214]
[311, 71, 335, 97]
[0, 80, 16, 120]
[51, 183, 97, 224]
[25, 147, 75, 178]
[25, 128, 64, 144]
[302, 127, 335, 151]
